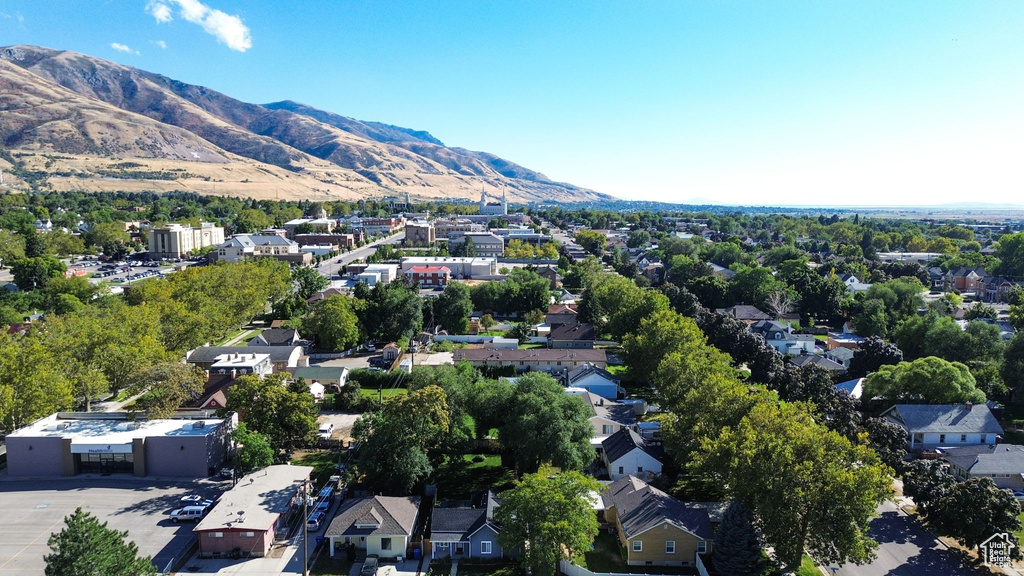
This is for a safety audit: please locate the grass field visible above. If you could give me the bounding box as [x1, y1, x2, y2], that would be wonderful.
[358, 387, 408, 400]
[432, 454, 515, 502]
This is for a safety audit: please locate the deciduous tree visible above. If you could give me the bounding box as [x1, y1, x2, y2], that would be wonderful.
[864, 356, 985, 405]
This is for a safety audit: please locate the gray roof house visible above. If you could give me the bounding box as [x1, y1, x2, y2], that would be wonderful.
[566, 389, 636, 441]
[715, 305, 771, 323]
[186, 345, 305, 373]
[249, 328, 302, 347]
[602, 428, 664, 481]
[325, 496, 420, 559]
[749, 320, 816, 355]
[602, 475, 713, 567]
[429, 490, 510, 560]
[882, 403, 1003, 450]
[788, 353, 847, 374]
[942, 444, 1024, 491]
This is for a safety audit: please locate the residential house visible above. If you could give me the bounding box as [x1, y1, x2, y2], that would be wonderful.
[429, 490, 509, 560]
[546, 304, 579, 326]
[566, 363, 623, 400]
[943, 267, 986, 293]
[601, 428, 664, 481]
[942, 444, 1024, 491]
[308, 288, 345, 305]
[566, 389, 636, 441]
[709, 263, 735, 281]
[826, 333, 865, 351]
[834, 377, 865, 400]
[405, 265, 451, 287]
[839, 274, 872, 293]
[537, 266, 562, 290]
[548, 322, 596, 349]
[453, 349, 607, 374]
[641, 263, 664, 284]
[749, 320, 816, 355]
[186, 345, 306, 373]
[291, 366, 349, 393]
[249, 329, 302, 347]
[979, 276, 1023, 303]
[788, 353, 847, 374]
[194, 465, 313, 558]
[824, 346, 855, 369]
[927, 267, 946, 290]
[325, 496, 421, 559]
[715, 305, 771, 324]
[601, 476, 713, 567]
[212, 234, 312, 266]
[882, 403, 1003, 450]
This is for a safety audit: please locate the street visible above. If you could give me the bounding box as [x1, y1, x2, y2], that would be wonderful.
[833, 500, 976, 576]
[316, 230, 405, 282]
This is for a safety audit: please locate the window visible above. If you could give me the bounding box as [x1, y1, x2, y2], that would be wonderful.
[939, 434, 946, 443]
[961, 434, 967, 443]
[381, 538, 392, 550]
[637, 467, 643, 473]
[436, 542, 449, 549]
[632, 541, 642, 552]
[665, 541, 675, 554]
[698, 541, 707, 554]
[618, 466, 624, 475]
[481, 541, 492, 555]
[602, 425, 615, 435]
[210, 532, 224, 538]
[243, 532, 255, 537]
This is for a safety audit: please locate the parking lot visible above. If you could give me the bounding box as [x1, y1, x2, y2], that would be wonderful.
[0, 477, 227, 575]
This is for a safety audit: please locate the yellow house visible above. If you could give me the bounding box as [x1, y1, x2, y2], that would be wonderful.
[601, 476, 712, 567]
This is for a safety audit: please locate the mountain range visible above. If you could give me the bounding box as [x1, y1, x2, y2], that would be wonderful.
[0, 45, 610, 204]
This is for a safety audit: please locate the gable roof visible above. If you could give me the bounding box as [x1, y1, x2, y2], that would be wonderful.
[547, 304, 578, 315]
[602, 428, 663, 464]
[187, 345, 303, 364]
[567, 363, 621, 385]
[882, 404, 1003, 435]
[325, 496, 420, 538]
[431, 508, 485, 535]
[602, 476, 712, 540]
[453, 348, 607, 364]
[943, 444, 1024, 476]
[572, 391, 635, 426]
[788, 354, 845, 371]
[250, 328, 301, 346]
[292, 366, 348, 382]
[715, 305, 771, 322]
[548, 322, 596, 342]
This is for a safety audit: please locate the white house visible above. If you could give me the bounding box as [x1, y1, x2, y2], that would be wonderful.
[882, 403, 1003, 450]
[325, 496, 420, 559]
[601, 428, 664, 481]
[565, 389, 636, 441]
[749, 320, 816, 355]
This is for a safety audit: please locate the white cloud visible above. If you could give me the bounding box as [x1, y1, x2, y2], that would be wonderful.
[111, 43, 139, 54]
[146, 1, 173, 23]
[151, 40, 168, 49]
[145, 0, 251, 52]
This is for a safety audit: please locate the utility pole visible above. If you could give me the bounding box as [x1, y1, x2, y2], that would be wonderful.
[302, 482, 309, 576]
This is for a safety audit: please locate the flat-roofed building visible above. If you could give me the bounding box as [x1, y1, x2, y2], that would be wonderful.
[6, 412, 235, 477]
[148, 222, 225, 258]
[405, 220, 435, 246]
[453, 348, 607, 374]
[400, 257, 497, 279]
[194, 465, 314, 558]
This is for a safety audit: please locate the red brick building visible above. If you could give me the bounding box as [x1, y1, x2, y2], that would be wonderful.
[405, 265, 451, 287]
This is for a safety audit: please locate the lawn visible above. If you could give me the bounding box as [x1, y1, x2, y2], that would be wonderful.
[293, 450, 345, 487]
[358, 387, 408, 400]
[432, 454, 515, 501]
[1015, 510, 1024, 546]
[795, 554, 820, 576]
[456, 559, 522, 576]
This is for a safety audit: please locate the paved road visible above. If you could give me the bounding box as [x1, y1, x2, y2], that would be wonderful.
[833, 500, 976, 576]
[317, 231, 405, 281]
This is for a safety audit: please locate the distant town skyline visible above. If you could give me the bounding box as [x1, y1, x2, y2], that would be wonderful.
[2, 1, 1023, 206]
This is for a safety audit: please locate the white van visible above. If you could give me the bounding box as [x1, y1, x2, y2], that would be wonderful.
[170, 506, 208, 522]
[318, 423, 334, 441]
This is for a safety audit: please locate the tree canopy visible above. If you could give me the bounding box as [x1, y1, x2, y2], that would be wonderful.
[45, 508, 156, 576]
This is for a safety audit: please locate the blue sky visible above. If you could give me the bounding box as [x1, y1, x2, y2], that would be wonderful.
[2, 1, 1023, 206]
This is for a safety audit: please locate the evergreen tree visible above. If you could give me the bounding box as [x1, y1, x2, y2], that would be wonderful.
[45, 508, 156, 576]
[712, 502, 765, 576]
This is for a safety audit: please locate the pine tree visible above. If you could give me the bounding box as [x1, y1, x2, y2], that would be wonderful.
[712, 502, 765, 576]
[45, 508, 156, 576]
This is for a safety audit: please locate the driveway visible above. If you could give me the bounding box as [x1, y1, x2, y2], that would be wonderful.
[832, 500, 976, 576]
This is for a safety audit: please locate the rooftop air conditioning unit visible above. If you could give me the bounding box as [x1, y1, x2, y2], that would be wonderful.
[193, 421, 206, 429]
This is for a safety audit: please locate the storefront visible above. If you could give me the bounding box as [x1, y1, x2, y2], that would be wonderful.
[72, 443, 135, 474]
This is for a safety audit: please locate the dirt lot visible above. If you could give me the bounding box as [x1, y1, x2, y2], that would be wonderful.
[317, 412, 361, 444]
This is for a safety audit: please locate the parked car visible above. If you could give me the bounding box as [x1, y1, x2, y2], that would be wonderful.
[180, 494, 208, 505]
[170, 506, 208, 522]
[360, 555, 379, 576]
[306, 510, 325, 531]
[318, 423, 334, 441]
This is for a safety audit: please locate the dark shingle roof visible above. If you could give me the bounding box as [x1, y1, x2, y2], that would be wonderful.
[602, 428, 663, 464]
[549, 322, 596, 342]
[325, 496, 420, 538]
[602, 476, 712, 540]
[715, 305, 771, 321]
[567, 363, 620, 385]
[788, 354, 845, 371]
[883, 404, 1003, 435]
[453, 349, 607, 363]
[431, 508, 485, 535]
[943, 444, 1024, 476]
[250, 328, 301, 346]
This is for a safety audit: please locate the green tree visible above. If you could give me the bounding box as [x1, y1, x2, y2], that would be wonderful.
[623, 309, 707, 382]
[10, 255, 67, 290]
[0, 229, 26, 267]
[626, 230, 651, 248]
[864, 357, 985, 405]
[231, 422, 274, 475]
[302, 294, 360, 352]
[695, 401, 892, 570]
[224, 374, 319, 452]
[712, 502, 766, 576]
[127, 362, 205, 418]
[495, 472, 601, 576]
[0, 331, 74, 430]
[574, 229, 606, 256]
[964, 302, 998, 321]
[497, 373, 595, 475]
[1002, 332, 1024, 402]
[928, 478, 1023, 558]
[292, 266, 329, 300]
[44, 507, 156, 576]
[479, 313, 496, 332]
[434, 282, 473, 334]
[995, 232, 1024, 278]
[901, 459, 956, 517]
[233, 208, 273, 233]
[846, 337, 904, 379]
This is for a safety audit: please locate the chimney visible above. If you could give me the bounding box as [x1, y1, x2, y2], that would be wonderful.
[787, 322, 792, 334]
[966, 402, 973, 411]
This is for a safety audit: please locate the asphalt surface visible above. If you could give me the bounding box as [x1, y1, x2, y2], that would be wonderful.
[832, 500, 977, 576]
[316, 231, 405, 282]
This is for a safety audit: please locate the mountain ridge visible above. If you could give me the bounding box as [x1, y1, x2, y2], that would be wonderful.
[0, 44, 610, 204]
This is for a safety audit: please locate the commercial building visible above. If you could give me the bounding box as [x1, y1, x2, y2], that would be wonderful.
[194, 465, 314, 558]
[448, 232, 504, 259]
[433, 219, 484, 240]
[405, 265, 451, 287]
[359, 217, 404, 236]
[400, 257, 497, 279]
[6, 412, 234, 477]
[404, 220, 436, 246]
[283, 217, 337, 238]
[148, 222, 225, 258]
